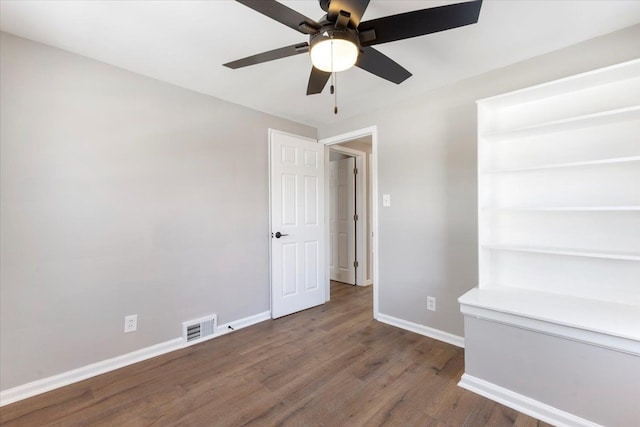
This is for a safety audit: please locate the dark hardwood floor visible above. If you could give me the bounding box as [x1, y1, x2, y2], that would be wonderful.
[1, 281, 549, 426]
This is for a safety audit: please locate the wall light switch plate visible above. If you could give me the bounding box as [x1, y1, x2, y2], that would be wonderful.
[383, 194, 391, 207]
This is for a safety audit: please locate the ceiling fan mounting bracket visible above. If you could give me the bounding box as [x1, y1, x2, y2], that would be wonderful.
[298, 20, 321, 34]
[358, 29, 376, 43]
[335, 10, 351, 29]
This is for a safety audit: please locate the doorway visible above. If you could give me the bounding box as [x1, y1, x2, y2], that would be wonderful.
[328, 143, 370, 287]
[321, 126, 378, 318]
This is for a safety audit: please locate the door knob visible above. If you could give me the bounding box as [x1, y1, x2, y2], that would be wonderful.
[275, 231, 289, 238]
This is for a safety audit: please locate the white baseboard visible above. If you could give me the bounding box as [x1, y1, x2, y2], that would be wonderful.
[376, 313, 465, 348]
[214, 311, 271, 338]
[0, 310, 271, 407]
[0, 338, 184, 407]
[458, 374, 602, 427]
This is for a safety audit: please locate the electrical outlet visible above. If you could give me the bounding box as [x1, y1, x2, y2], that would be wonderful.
[427, 296, 436, 312]
[124, 314, 138, 333]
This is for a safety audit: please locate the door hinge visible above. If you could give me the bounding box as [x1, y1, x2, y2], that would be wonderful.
[353, 260, 359, 268]
[353, 167, 358, 175]
[353, 214, 358, 221]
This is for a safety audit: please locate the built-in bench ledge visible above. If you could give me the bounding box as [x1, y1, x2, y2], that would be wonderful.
[459, 287, 640, 356]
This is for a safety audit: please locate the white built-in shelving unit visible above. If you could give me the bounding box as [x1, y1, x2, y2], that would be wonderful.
[459, 59, 640, 353]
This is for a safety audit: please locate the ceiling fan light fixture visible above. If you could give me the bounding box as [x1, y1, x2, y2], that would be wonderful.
[310, 31, 359, 72]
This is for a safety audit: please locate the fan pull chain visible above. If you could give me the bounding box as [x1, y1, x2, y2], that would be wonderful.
[333, 72, 338, 114]
[329, 36, 338, 114]
[330, 73, 336, 113]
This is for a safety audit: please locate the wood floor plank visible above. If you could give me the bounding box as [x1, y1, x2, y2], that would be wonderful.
[1, 281, 548, 426]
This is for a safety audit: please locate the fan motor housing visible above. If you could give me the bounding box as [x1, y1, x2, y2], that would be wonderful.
[309, 26, 361, 52]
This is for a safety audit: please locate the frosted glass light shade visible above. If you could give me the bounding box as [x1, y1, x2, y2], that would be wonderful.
[310, 38, 358, 72]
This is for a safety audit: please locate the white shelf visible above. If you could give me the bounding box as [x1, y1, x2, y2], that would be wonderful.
[459, 287, 640, 354]
[472, 59, 640, 363]
[483, 155, 640, 174]
[482, 106, 640, 141]
[482, 244, 640, 261]
[478, 58, 640, 109]
[483, 206, 640, 212]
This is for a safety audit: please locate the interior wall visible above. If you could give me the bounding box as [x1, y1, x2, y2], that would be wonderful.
[318, 24, 640, 338]
[0, 32, 316, 390]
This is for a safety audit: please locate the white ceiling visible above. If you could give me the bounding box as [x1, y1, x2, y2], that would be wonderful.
[2, 0, 640, 127]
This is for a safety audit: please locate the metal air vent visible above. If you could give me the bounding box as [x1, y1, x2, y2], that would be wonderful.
[182, 314, 217, 344]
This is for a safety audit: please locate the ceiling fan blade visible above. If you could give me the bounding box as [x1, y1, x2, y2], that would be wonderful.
[307, 67, 331, 95]
[356, 46, 411, 84]
[236, 0, 321, 34]
[223, 42, 309, 69]
[358, 0, 482, 46]
[326, 0, 371, 28]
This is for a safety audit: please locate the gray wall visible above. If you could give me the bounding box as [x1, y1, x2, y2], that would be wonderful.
[319, 25, 640, 337]
[0, 32, 315, 390]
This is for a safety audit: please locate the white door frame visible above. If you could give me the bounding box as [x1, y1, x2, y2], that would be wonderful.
[320, 126, 379, 319]
[328, 145, 368, 286]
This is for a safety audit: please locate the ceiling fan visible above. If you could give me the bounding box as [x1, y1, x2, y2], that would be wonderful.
[224, 0, 483, 96]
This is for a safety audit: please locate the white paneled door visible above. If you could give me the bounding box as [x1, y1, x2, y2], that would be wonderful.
[270, 130, 325, 318]
[330, 157, 356, 284]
